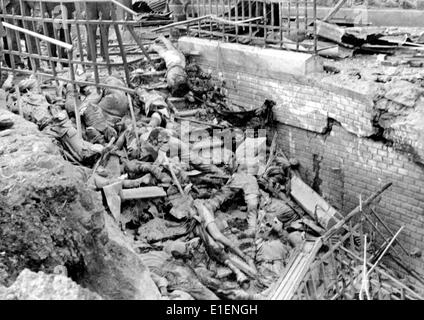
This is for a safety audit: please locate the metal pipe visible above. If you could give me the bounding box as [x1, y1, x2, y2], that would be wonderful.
[1, 21, 72, 50]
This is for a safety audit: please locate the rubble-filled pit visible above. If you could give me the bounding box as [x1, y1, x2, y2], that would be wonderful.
[1, 20, 424, 300]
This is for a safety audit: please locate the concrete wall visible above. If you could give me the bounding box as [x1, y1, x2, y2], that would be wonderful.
[179, 37, 424, 275]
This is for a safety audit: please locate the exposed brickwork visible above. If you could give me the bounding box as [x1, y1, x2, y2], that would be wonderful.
[198, 62, 375, 137]
[276, 123, 424, 273]
[194, 55, 424, 275]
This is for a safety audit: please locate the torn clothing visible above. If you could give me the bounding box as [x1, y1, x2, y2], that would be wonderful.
[7, 92, 51, 129]
[44, 109, 103, 163]
[227, 172, 260, 196]
[136, 88, 169, 126]
[150, 38, 188, 96]
[98, 76, 129, 125]
[82, 102, 117, 143]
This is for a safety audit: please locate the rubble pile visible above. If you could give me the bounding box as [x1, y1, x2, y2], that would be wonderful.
[1, 33, 423, 300]
[0, 269, 102, 300]
[315, 21, 424, 61]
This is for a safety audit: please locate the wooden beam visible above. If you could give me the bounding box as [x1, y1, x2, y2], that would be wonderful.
[1, 21, 72, 50]
[121, 186, 167, 200]
[323, 182, 392, 241]
[323, 0, 349, 22]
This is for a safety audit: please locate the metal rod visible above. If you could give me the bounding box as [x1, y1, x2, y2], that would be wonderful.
[248, 0, 252, 40]
[295, 0, 299, 50]
[99, 11, 112, 75]
[313, 0, 317, 54]
[263, 0, 267, 46]
[288, 0, 291, 36]
[151, 15, 211, 32]
[234, 0, 238, 43]
[209, 0, 213, 39]
[323, 183, 393, 241]
[1, 21, 72, 50]
[40, 0, 59, 85]
[60, 1, 82, 138]
[11, 7, 24, 70]
[367, 226, 404, 276]
[340, 246, 423, 300]
[30, 8, 42, 67]
[370, 208, 410, 256]
[0, 48, 143, 68]
[304, 0, 308, 31]
[363, 212, 402, 259]
[0, 66, 138, 94]
[50, 8, 62, 66]
[279, 1, 283, 48]
[85, 8, 100, 93]
[73, 11, 86, 72]
[19, 0, 37, 71]
[221, 0, 225, 40]
[4, 16, 16, 71]
[126, 25, 154, 65]
[0, 14, 156, 26]
[111, 5, 131, 88]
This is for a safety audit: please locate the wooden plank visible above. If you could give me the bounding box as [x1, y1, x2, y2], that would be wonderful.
[322, 182, 392, 241]
[269, 239, 323, 300]
[323, 0, 349, 22]
[290, 175, 341, 230]
[121, 186, 167, 200]
[316, 20, 346, 45]
[1, 21, 72, 50]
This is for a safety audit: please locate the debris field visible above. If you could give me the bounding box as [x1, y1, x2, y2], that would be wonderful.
[1, 0, 424, 300]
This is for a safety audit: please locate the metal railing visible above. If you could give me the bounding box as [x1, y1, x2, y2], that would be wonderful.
[0, 0, 154, 90]
[0, 0, 158, 137]
[182, 0, 318, 53]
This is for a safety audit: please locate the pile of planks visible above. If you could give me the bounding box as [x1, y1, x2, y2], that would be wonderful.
[268, 239, 323, 300]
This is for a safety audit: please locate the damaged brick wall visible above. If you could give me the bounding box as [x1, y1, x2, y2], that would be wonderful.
[187, 40, 424, 275]
[277, 124, 424, 268]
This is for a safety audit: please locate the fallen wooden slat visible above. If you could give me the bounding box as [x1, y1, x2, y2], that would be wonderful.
[322, 182, 392, 241]
[323, 0, 349, 22]
[290, 175, 341, 230]
[316, 20, 369, 48]
[2, 21, 72, 50]
[268, 239, 323, 300]
[121, 186, 167, 200]
[316, 20, 348, 45]
[318, 43, 354, 59]
[103, 181, 123, 221]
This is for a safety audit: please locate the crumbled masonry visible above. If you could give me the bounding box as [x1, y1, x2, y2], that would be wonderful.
[1, 0, 424, 300]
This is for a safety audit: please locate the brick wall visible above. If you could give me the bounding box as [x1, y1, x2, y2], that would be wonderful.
[188, 40, 424, 275]
[276, 124, 424, 274]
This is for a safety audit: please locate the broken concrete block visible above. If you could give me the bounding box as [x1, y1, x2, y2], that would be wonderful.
[384, 80, 424, 108]
[290, 175, 340, 230]
[121, 186, 166, 200]
[0, 269, 102, 300]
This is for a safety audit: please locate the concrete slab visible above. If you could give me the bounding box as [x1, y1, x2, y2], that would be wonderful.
[178, 37, 323, 78]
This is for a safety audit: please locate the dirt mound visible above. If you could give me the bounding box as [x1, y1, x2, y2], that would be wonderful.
[0, 269, 102, 300]
[0, 109, 159, 299]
